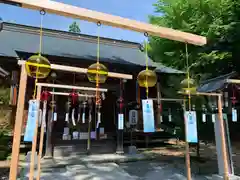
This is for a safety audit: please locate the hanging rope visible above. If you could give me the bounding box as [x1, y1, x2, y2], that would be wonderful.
[144, 32, 149, 98]
[32, 10, 45, 99]
[52, 79, 55, 119]
[185, 43, 191, 111]
[95, 22, 101, 105]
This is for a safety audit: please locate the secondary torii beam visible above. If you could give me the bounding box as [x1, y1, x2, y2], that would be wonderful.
[2, 0, 206, 46]
[18, 60, 133, 80]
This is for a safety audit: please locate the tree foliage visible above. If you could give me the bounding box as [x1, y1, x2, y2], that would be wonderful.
[149, 0, 240, 81]
[69, 21, 81, 33]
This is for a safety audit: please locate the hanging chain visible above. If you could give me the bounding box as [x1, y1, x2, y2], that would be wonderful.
[185, 43, 191, 111]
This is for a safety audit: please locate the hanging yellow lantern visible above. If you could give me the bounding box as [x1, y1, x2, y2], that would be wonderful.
[180, 78, 197, 93]
[137, 69, 157, 88]
[25, 54, 51, 79]
[87, 63, 108, 83]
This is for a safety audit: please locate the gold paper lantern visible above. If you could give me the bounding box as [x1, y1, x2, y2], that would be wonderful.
[180, 78, 197, 93]
[87, 63, 108, 83]
[137, 69, 157, 88]
[25, 54, 51, 79]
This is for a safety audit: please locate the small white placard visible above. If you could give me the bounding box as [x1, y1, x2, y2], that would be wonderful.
[118, 114, 124, 130]
[212, 114, 216, 123]
[160, 115, 163, 123]
[202, 114, 206, 123]
[168, 114, 172, 122]
[53, 112, 57, 121]
[232, 108, 237, 122]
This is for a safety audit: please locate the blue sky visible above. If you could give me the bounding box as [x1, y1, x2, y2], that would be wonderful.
[0, 0, 160, 43]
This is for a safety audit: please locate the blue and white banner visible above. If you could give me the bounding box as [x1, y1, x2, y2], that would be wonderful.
[185, 111, 198, 143]
[24, 100, 39, 142]
[118, 113, 124, 130]
[142, 99, 155, 133]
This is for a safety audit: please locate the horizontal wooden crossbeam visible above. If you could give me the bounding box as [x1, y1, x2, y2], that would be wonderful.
[37, 83, 108, 92]
[3, 0, 206, 46]
[226, 79, 240, 84]
[151, 98, 185, 102]
[178, 91, 221, 97]
[18, 60, 133, 79]
[50, 91, 95, 97]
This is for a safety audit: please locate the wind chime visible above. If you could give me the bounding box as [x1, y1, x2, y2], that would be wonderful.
[231, 85, 238, 122]
[41, 89, 51, 132]
[50, 72, 57, 122]
[87, 22, 108, 141]
[24, 9, 51, 140]
[210, 97, 217, 123]
[137, 33, 157, 99]
[202, 104, 207, 123]
[69, 88, 79, 126]
[180, 44, 198, 142]
[180, 44, 197, 110]
[23, 9, 51, 180]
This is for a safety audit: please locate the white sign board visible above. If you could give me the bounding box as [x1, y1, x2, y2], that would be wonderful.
[142, 99, 155, 133]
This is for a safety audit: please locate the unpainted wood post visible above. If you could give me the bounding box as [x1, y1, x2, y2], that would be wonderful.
[9, 65, 27, 180]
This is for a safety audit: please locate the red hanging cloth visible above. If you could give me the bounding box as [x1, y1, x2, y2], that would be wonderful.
[41, 90, 51, 101]
[69, 89, 78, 106]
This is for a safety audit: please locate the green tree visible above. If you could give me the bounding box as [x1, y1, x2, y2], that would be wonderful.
[69, 21, 81, 33]
[149, 0, 240, 81]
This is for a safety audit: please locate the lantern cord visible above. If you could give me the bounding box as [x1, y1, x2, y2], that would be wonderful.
[39, 10, 45, 55]
[32, 67, 39, 99]
[96, 22, 101, 105]
[185, 43, 191, 111]
[52, 80, 55, 115]
[145, 37, 149, 99]
[32, 10, 45, 99]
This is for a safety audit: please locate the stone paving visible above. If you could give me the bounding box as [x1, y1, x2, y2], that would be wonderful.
[17, 151, 240, 180]
[19, 160, 214, 180]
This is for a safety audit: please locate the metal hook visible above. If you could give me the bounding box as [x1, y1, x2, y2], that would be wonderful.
[97, 21, 101, 26]
[40, 9, 46, 15]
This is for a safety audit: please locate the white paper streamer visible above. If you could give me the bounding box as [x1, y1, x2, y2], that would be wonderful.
[72, 108, 76, 126]
[38, 109, 42, 127]
[97, 112, 101, 128]
[82, 113, 85, 123]
[65, 113, 69, 122]
[42, 101, 47, 132]
[212, 114, 216, 123]
[232, 108, 237, 122]
[202, 114, 206, 123]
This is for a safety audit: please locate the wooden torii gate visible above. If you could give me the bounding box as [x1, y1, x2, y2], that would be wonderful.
[1, 1, 207, 180]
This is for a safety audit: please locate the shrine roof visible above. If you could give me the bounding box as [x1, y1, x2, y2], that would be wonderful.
[0, 22, 183, 74]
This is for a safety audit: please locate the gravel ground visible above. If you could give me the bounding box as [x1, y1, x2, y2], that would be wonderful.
[119, 161, 211, 180]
